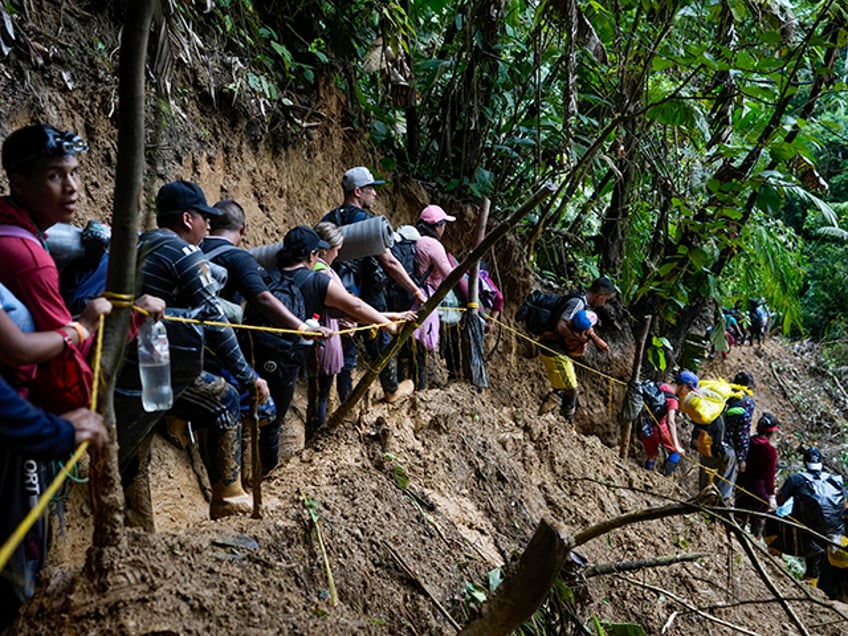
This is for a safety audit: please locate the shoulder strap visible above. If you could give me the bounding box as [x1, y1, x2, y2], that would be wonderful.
[289, 266, 314, 288]
[203, 242, 239, 262]
[0, 223, 42, 246]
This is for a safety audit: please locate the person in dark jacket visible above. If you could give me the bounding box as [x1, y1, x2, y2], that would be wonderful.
[735, 412, 779, 536]
[726, 371, 756, 474]
[774, 447, 847, 584]
[0, 308, 108, 630]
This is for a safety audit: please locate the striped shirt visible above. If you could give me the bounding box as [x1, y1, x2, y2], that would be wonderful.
[137, 229, 254, 389]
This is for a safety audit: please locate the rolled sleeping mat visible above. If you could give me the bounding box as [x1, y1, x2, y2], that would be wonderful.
[336, 215, 394, 261]
[248, 241, 285, 270]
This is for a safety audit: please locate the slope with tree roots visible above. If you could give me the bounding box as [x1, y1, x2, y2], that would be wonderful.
[13, 333, 848, 634]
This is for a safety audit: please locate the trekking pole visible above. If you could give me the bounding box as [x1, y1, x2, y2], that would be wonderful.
[620, 314, 652, 460]
[250, 399, 262, 519]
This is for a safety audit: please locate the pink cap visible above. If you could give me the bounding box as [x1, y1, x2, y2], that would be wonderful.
[419, 205, 456, 224]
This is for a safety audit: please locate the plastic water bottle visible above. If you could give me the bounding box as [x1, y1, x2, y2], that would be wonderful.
[299, 314, 321, 346]
[138, 318, 173, 412]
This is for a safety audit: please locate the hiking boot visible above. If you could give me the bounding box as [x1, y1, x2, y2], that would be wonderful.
[210, 480, 253, 520]
[538, 391, 561, 416]
[385, 379, 414, 404]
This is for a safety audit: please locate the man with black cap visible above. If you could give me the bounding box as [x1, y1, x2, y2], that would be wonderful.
[116, 179, 269, 524]
[322, 166, 423, 403]
[774, 447, 847, 585]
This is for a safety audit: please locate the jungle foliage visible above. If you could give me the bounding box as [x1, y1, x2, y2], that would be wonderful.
[151, 1, 847, 357]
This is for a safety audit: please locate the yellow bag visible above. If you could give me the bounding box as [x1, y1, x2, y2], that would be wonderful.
[828, 535, 848, 569]
[681, 387, 726, 425]
[681, 378, 748, 425]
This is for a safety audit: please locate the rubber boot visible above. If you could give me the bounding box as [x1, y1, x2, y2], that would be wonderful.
[124, 435, 155, 532]
[663, 452, 681, 476]
[210, 480, 253, 520]
[385, 378, 414, 404]
[560, 391, 577, 423]
[207, 412, 252, 520]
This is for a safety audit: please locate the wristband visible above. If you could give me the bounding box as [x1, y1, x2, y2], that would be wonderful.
[56, 329, 74, 348]
[414, 288, 427, 302]
[69, 321, 89, 344]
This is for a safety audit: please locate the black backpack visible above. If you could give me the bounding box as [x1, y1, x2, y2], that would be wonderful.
[641, 380, 672, 421]
[385, 237, 434, 311]
[516, 289, 585, 335]
[795, 472, 847, 536]
[242, 267, 313, 356]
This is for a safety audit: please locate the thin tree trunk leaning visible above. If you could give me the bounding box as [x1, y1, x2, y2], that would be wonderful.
[619, 314, 652, 460]
[460, 494, 713, 635]
[461, 197, 490, 389]
[324, 184, 557, 431]
[87, 0, 154, 554]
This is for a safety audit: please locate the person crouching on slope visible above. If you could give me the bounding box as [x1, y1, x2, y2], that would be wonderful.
[539, 308, 610, 423]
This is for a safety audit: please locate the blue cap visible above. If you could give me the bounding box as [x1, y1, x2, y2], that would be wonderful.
[572, 310, 593, 331]
[677, 370, 699, 389]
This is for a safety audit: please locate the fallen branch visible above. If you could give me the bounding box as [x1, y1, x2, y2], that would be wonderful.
[769, 362, 808, 420]
[585, 552, 709, 578]
[614, 574, 760, 636]
[724, 514, 811, 636]
[383, 540, 462, 632]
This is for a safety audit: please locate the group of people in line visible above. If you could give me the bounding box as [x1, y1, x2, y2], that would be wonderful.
[709, 298, 772, 359]
[0, 123, 504, 626]
[0, 121, 841, 628]
[636, 367, 846, 593]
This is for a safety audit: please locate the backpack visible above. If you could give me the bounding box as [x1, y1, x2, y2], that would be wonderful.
[385, 235, 434, 311]
[516, 289, 585, 336]
[243, 267, 313, 357]
[477, 269, 503, 312]
[795, 471, 846, 536]
[639, 380, 675, 438]
[641, 380, 673, 422]
[386, 237, 419, 310]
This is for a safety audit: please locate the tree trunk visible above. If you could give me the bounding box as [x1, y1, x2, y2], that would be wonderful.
[88, 0, 154, 553]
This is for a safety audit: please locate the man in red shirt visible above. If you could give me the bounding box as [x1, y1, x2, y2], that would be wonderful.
[0, 125, 111, 395]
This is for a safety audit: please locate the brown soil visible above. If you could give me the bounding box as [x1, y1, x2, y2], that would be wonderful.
[12, 336, 848, 635]
[2, 6, 847, 635]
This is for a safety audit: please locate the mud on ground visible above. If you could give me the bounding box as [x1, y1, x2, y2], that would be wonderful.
[14, 335, 848, 635]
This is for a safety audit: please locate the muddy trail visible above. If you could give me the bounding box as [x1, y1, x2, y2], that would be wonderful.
[11, 333, 848, 635]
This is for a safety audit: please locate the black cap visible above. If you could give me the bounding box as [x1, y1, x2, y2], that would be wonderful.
[732, 371, 755, 388]
[590, 276, 615, 294]
[282, 226, 330, 259]
[804, 447, 823, 470]
[2, 124, 88, 174]
[155, 180, 222, 218]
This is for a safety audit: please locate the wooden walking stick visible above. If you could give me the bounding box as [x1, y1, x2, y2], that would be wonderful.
[619, 314, 652, 460]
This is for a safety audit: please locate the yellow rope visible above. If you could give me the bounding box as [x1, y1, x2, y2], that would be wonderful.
[488, 315, 627, 387]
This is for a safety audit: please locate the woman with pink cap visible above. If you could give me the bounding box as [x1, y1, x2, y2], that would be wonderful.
[415, 205, 469, 381]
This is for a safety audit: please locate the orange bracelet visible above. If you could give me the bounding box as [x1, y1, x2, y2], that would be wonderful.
[68, 321, 89, 344]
